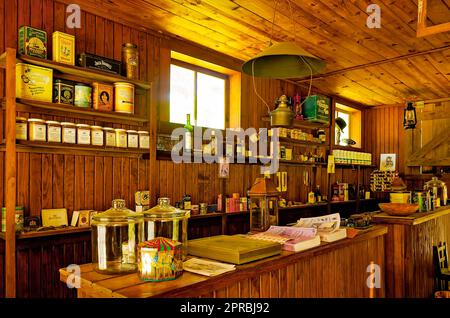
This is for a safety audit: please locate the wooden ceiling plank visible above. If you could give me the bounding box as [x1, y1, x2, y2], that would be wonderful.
[406, 55, 450, 92]
[425, 50, 450, 81]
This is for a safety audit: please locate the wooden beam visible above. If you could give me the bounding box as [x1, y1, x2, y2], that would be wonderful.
[296, 46, 450, 83]
[5, 48, 16, 298]
[417, 0, 450, 37]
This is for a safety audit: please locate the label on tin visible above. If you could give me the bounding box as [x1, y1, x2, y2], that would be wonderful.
[128, 134, 138, 148]
[48, 126, 61, 143]
[117, 134, 127, 148]
[78, 129, 91, 145]
[75, 86, 92, 108]
[31, 124, 46, 141]
[92, 130, 104, 146]
[139, 135, 150, 149]
[63, 127, 76, 144]
[105, 132, 116, 147]
[16, 123, 28, 140]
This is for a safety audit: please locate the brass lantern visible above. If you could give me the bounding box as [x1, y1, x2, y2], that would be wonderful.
[403, 102, 417, 129]
[248, 177, 280, 233]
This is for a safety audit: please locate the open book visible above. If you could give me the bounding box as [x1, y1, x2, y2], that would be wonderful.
[294, 213, 347, 242]
[248, 226, 321, 252]
[183, 258, 236, 277]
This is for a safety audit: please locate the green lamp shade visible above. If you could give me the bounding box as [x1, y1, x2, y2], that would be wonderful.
[242, 42, 326, 79]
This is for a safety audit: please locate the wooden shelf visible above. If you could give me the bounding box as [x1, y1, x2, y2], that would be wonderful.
[279, 159, 327, 167]
[278, 137, 329, 148]
[0, 227, 91, 240]
[279, 203, 328, 211]
[3, 98, 148, 125]
[190, 213, 224, 220]
[0, 53, 152, 90]
[262, 116, 329, 129]
[9, 141, 150, 158]
[335, 163, 376, 168]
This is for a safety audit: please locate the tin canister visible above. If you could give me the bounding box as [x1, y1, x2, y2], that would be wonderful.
[53, 79, 74, 105]
[122, 43, 139, 80]
[52, 31, 75, 65]
[74, 83, 92, 108]
[2, 206, 24, 232]
[92, 82, 113, 111]
[18, 26, 47, 59]
[16, 63, 53, 102]
[114, 82, 135, 114]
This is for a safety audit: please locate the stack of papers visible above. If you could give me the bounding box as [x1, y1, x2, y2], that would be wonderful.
[294, 213, 347, 242]
[183, 258, 236, 277]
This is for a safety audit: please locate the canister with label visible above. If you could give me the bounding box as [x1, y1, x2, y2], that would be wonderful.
[91, 125, 104, 146]
[76, 124, 91, 145]
[52, 31, 75, 65]
[127, 130, 138, 148]
[74, 83, 92, 108]
[104, 127, 116, 147]
[122, 43, 139, 80]
[53, 79, 74, 105]
[16, 117, 28, 141]
[138, 131, 150, 149]
[46, 120, 61, 143]
[92, 82, 114, 111]
[28, 118, 46, 142]
[18, 26, 47, 59]
[61, 122, 76, 144]
[114, 82, 135, 114]
[115, 128, 127, 148]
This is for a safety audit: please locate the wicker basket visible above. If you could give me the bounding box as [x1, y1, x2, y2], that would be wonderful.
[435, 291, 450, 298]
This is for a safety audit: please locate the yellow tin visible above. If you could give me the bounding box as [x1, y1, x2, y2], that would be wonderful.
[16, 63, 53, 102]
[16, 117, 28, 141]
[114, 82, 135, 114]
[52, 31, 75, 65]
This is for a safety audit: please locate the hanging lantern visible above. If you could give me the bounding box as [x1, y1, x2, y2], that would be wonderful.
[270, 95, 295, 127]
[403, 102, 417, 129]
[248, 177, 280, 233]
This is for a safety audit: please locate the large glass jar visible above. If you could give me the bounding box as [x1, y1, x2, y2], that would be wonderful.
[91, 199, 144, 274]
[143, 198, 190, 259]
[424, 177, 448, 208]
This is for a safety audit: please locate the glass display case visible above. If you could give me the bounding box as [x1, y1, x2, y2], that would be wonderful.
[424, 177, 448, 207]
[91, 199, 144, 274]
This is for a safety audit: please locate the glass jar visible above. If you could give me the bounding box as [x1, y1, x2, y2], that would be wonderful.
[61, 122, 76, 144]
[138, 131, 150, 149]
[91, 199, 144, 274]
[143, 198, 190, 260]
[127, 130, 138, 148]
[103, 127, 116, 147]
[76, 124, 91, 145]
[91, 125, 104, 146]
[16, 117, 28, 140]
[46, 120, 61, 143]
[424, 177, 448, 208]
[115, 128, 127, 148]
[28, 118, 46, 142]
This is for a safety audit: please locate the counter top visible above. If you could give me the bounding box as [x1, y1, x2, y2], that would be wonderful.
[372, 206, 450, 226]
[59, 225, 387, 298]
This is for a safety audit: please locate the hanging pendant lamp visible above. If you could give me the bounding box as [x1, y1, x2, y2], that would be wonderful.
[242, 41, 326, 79]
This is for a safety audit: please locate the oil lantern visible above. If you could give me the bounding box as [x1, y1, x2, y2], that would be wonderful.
[248, 177, 280, 233]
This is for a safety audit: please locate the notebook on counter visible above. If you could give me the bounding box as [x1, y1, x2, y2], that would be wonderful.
[187, 235, 282, 265]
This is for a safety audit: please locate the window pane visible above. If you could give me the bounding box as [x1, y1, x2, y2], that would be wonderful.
[197, 72, 225, 130]
[336, 111, 350, 145]
[170, 64, 195, 125]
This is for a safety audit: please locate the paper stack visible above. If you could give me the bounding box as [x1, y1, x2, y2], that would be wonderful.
[294, 213, 347, 242]
[183, 258, 236, 277]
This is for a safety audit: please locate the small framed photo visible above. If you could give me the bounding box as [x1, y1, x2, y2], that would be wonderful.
[380, 154, 396, 171]
[218, 157, 230, 179]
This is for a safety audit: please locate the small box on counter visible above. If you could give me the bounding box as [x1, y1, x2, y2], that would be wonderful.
[78, 53, 122, 75]
[52, 31, 75, 65]
[18, 26, 47, 59]
[41, 208, 68, 227]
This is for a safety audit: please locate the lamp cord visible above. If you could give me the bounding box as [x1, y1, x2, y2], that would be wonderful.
[270, 0, 296, 45]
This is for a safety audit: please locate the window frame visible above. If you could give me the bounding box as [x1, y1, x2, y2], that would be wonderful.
[170, 59, 230, 130]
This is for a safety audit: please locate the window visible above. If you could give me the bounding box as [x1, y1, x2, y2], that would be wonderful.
[335, 103, 362, 148]
[170, 61, 227, 130]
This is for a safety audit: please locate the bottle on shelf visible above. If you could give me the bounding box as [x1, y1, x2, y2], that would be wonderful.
[314, 185, 322, 203]
[182, 194, 192, 210]
[184, 114, 193, 152]
[308, 188, 316, 204]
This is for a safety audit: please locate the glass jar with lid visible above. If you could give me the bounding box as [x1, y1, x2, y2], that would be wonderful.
[143, 198, 190, 260]
[91, 199, 144, 274]
[424, 177, 448, 208]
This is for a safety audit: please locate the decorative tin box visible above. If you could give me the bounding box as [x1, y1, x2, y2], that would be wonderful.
[302, 95, 330, 124]
[53, 79, 74, 105]
[78, 53, 122, 75]
[137, 237, 184, 282]
[92, 82, 113, 111]
[16, 63, 53, 102]
[18, 26, 47, 59]
[53, 31, 75, 65]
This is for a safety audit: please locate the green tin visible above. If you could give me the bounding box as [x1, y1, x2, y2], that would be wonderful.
[74, 83, 92, 108]
[302, 95, 330, 124]
[1, 206, 25, 232]
[18, 26, 48, 59]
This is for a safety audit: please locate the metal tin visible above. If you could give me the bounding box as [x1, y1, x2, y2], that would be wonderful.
[16, 117, 28, 141]
[52, 31, 75, 65]
[138, 131, 150, 149]
[122, 43, 139, 80]
[91, 125, 104, 146]
[78, 52, 122, 75]
[103, 127, 116, 147]
[92, 82, 113, 111]
[115, 128, 127, 148]
[74, 83, 92, 108]
[28, 118, 46, 142]
[76, 124, 91, 145]
[16, 63, 53, 102]
[127, 130, 138, 148]
[46, 120, 61, 143]
[1, 206, 24, 233]
[114, 82, 135, 114]
[61, 122, 76, 144]
[53, 79, 74, 105]
[18, 26, 47, 59]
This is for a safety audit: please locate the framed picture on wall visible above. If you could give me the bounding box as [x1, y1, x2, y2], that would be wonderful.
[380, 154, 396, 171]
[218, 157, 230, 178]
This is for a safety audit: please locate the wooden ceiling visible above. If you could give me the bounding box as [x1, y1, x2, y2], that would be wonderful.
[67, 0, 449, 106]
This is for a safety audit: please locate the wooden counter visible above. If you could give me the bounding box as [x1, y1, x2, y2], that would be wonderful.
[372, 206, 450, 298]
[59, 226, 387, 298]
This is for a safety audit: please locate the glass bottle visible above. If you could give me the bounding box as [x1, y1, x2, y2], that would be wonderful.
[424, 177, 448, 207]
[184, 114, 193, 152]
